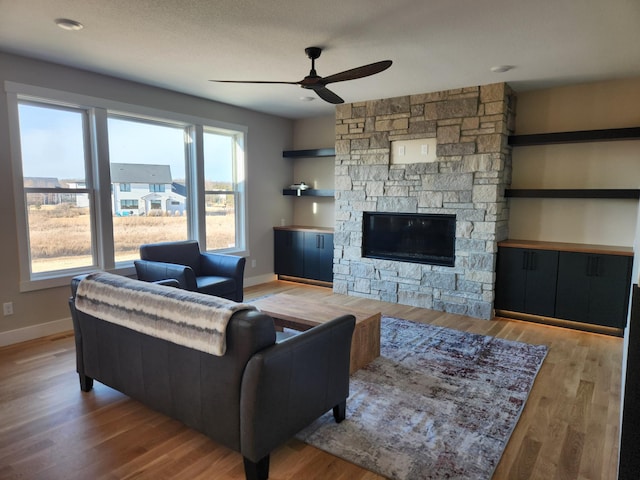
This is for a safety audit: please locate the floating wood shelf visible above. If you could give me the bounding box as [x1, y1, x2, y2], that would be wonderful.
[508, 127, 640, 146]
[282, 189, 334, 197]
[505, 189, 640, 199]
[282, 148, 336, 157]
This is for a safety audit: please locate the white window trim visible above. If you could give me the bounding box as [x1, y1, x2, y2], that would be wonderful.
[5, 81, 249, 292]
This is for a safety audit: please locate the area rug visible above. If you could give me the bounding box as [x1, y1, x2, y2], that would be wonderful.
[295, 316, 548, 480]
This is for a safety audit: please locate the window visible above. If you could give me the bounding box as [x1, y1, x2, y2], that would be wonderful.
[8, 84, 248, 288]
[120, 200, 138, 209]
[107, 115, 188, 263]
[16, 102, 95, 275]
[203, 128, 245, 250]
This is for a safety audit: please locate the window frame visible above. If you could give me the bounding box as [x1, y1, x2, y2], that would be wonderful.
[6, 82, 249, 292]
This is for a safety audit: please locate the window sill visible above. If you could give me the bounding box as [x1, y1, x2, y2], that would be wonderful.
[20, 265, 137, 292]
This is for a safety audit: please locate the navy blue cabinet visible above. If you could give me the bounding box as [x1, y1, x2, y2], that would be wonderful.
[274, 228, 333, 283]
[496, 242, 633, 331]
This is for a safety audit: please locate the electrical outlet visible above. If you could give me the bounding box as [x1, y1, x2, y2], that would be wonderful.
[251, 259, 256, 268]
[3, 302, 14, 316]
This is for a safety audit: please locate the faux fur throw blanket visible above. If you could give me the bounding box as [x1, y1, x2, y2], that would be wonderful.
[74, 272, 256, 356]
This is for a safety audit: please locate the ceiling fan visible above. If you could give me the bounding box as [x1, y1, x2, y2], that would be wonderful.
[210, 47, 392, 104]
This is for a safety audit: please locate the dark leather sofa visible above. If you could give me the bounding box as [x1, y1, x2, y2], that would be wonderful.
[69, 274, 355, 480]
[134, 240, 246, 302]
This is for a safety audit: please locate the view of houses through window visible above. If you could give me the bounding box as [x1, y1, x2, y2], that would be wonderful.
[107, 116, 188, 264]
[14, 96, 245, 280]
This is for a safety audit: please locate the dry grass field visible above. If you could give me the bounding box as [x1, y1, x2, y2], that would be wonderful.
[27, 206, 235, 272]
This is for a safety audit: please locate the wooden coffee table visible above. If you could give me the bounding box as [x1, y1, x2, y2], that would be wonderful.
[251, 293, 381, 373]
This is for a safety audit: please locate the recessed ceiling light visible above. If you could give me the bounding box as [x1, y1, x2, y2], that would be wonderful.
[55, 18, 84, 31]
[490, 65, 514, 73]
[299, 96, 316, 102]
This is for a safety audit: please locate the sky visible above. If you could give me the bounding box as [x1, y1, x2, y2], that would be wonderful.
[18, 103, 234, 183]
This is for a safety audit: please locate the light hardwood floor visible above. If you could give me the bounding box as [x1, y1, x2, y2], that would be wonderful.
[0, 281, 623, 479]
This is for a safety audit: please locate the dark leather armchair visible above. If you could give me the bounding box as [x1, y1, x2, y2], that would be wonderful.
[134, 240, 246, 302]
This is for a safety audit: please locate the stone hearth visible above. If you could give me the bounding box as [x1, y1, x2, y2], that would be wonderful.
[333, 83, 516, 319]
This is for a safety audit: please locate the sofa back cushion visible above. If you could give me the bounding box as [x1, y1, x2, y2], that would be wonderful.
[75, 271, 255, 356]
[140, 240, 202, 275]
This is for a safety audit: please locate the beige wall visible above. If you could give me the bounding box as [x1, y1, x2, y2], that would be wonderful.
[0, 52, 293, 343]
[286, 79, 640, 246]
[290, 115, 336, 228]
[509, 78, 640, 247]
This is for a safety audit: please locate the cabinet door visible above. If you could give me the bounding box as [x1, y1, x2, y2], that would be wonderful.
[523, 249, 559, 317]
[556, 252, 632, 328]
[495, 247, 528, 312]
[588, 254, 632, 328]
[303, 232, 334, 282]
[274, 230, 304, 277]
[555, 252, 591, 323]
[495, 247, 558, 317]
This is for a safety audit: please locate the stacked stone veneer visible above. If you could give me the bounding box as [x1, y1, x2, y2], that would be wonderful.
[333, 83, 516, 319]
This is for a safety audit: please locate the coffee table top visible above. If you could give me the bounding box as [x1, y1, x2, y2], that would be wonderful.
[251, 293, 380, 329]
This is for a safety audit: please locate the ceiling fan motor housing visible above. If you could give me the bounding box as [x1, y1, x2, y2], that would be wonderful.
[305, 47, 322, 60]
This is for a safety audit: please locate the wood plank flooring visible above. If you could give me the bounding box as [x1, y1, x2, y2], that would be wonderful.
[0, 280, 623, 479]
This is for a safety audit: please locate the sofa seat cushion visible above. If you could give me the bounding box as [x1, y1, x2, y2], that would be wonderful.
[196, 276, 236, 296]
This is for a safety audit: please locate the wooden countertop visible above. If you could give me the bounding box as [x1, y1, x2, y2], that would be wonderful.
[273, 225, 334, 233]
[498, 239, 634, 256]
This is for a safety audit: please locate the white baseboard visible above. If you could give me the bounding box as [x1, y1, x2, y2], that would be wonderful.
[244, 273, 277, 287]
[0, 317, 73, 347]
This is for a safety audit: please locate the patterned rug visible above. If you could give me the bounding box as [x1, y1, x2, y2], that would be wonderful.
[296, 316, 548, 480]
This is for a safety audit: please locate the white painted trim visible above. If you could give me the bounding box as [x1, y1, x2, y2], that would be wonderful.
[4, 81, 248, 134]
[0, 317, 73, 347]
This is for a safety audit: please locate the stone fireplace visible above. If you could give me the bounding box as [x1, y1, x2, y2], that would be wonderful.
[333, 83, 516, 319]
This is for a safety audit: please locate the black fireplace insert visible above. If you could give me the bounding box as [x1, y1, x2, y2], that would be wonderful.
[362, 212, 456, 266]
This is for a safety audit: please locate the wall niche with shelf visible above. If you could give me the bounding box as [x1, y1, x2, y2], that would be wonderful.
[282, 147, 336, 227]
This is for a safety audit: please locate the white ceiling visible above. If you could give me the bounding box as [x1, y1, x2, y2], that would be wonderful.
[1, 0, 639, 119]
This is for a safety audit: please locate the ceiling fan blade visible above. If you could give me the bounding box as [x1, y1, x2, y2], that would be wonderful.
[313, 86, 344, 104]
[321, 60, 392, 85]
[209, 48, 392, 105]
[210, 79, 300, 85]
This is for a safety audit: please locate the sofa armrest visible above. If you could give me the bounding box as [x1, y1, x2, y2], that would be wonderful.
[239, 314, 355, 462]
[134, 259, 198, 290]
